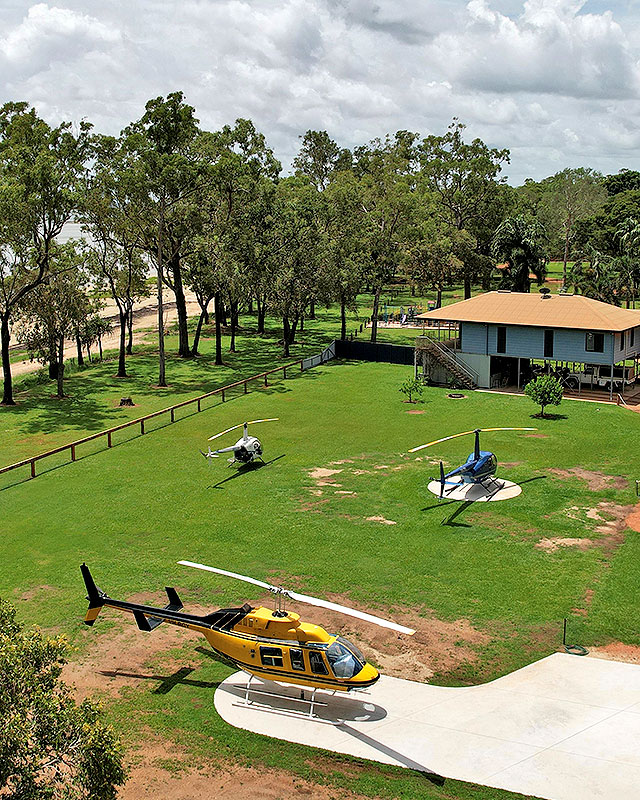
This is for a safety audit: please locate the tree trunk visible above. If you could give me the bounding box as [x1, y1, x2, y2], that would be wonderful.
[192, 309, 206, 356]
[257, 298, 266, 334]
[229, 299, 239, 352]
[370, 288, 381, 343]
[288, 315, 298, 344]
[56, 335, 65, 399]
[411, 284, 416, 297]
[48, 336, 58, 379]
[436, 287, 442, 308]
[340, 297, 347, 340]
[203, 308, 210, 325]
[308, 298, 316, 319]
[214, 292, 223, 366]
[1, 314, 15, 406]
[464, 275, 471, 300]
[562, 228, 570, 287]
[170, 253, 190, 357]
[282, 316, 290, 357]
[86, 343, 91, 362]
[126, 306, 133, 355]
[248, 298, 253, 314]
[117, 310, 127, 377]
[98, 334, 103, 361]
[157, 199, 167, 386]
[76, 334, 84, 366]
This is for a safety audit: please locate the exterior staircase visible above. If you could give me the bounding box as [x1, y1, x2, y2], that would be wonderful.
[415, 336, 477, 389]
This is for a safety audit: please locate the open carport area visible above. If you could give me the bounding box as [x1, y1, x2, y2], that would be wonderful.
[215, 653, 640, 800]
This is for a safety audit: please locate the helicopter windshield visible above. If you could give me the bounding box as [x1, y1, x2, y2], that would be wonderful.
[326, 638, 365, 679]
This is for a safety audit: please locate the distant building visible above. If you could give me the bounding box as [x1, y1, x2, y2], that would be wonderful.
[415, 291, 640, 398]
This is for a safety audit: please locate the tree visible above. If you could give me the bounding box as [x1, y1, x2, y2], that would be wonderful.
[603, 169, 640, 196]
[568, 246, 619, 304]
[538, 168, 606, 285]
[419, 119, 509, 298]
[524, 374, 563, 417]
[0, 102, 92, 405]
[81, 135, 149, 377]
[491, 216, 547, 292]
[293, 130, 349, 191]
[123, 92, 205, 383]
[399, 377, 423, 403]
[354, 132, 417, 342]
[0, 598, 126, 798]
[18, 248, 94, 398]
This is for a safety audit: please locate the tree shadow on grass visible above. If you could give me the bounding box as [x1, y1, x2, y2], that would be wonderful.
[530, 413, 568, 421]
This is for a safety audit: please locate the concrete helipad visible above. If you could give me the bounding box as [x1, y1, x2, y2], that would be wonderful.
[214, 654, 640, 800]
[426, 477, 522, 502]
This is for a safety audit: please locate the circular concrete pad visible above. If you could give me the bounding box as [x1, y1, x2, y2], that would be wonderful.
[427, 477, 522, 502]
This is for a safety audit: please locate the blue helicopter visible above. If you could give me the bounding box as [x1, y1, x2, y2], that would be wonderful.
[409, 427, 536, 499]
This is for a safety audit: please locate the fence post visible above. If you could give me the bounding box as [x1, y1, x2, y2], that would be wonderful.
[108, 431, 112, 448]
[141, 419, 145, 435]
[283, 366, 287, 379]
[222, 389, 225, 402]
[71, 444, 76, 462]
[30, 460, 36, 479]
[300, 360, 304, 371]
[264, 374, 268, 387]
[197, 398, 201, 412]
[244, 381, 248, 394]
[171, 408, 175, 422]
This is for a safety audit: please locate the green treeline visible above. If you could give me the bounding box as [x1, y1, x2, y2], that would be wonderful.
[2, 93, 639, 406]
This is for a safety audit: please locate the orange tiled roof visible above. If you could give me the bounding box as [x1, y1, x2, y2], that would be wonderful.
[417, 291, 640, 332]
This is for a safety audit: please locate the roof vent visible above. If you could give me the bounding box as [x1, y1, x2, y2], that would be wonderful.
[539, 288, 551, 300]
[497, 289, 511, 293]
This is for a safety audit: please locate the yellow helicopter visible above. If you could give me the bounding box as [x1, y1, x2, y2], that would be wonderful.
[81, 562, 414, 699]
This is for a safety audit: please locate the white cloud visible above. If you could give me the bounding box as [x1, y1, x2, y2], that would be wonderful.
[0, 0, 638, 183]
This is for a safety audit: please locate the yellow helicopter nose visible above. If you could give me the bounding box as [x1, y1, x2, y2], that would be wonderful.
[355, 663, 379, 686]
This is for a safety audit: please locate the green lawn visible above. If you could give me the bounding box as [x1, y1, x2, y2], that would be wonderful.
[1, 347, 637, 798]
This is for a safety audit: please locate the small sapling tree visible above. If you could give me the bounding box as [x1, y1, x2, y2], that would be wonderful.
[0, 598, 126, 798]
[524, 374, 563, 417]
[399, 377, 424, 403]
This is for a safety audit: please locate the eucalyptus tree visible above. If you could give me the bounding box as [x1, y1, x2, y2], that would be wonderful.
[122, 92, 207, 383]
[491, 215, 547, 292]
[418, 119, 509, 298]
[538, 168, 606, 285]
[18, 244, 94, 398]
[293, 129, 352, 191]
[353, 132, 418, 342]
[81, 135, 148, 377]
[0, 102, 92, 405]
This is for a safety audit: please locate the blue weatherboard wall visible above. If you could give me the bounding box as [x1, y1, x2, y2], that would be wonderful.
[459, 322, 640, 364]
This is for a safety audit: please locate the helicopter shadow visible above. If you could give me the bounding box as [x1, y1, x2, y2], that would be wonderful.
[98, 666, 220, 695]
[219, 679, 388, 724]
[208, 454, 286, 489]
[420, 498, 474, 527]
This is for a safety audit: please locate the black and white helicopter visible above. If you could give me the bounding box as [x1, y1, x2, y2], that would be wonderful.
[409, 427, 536, 499]
[201, 419, 278, 466]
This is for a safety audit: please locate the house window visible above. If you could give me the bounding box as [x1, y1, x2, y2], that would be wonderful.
[496, 327, 507, 354]
[586, 332, 604, 353]
[631, 328, 636, 348]
[260, 646, 283, 668]
[620, 331, 625, 351]
[544, 329, 554, 358]
[290, 648, 305, 671]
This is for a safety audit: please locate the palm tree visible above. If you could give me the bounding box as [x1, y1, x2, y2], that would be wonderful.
[568, 246, 619, 305]
[491, 216, 547, 292]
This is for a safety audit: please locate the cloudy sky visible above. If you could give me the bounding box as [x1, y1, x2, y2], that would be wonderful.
[0, 0, 639, 184]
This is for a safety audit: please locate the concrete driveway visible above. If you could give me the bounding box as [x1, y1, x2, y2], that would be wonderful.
[214, 654, 640, 800]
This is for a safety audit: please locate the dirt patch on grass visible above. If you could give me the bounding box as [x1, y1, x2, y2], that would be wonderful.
[572, 588, 594, 616]
[309, 467, 343, 481]
[122, 734, 364, 800]
[536, 537, 593, 552]
[296, 498, 331, 513]
[589, 642, 640, 665]
[549, 468, 627, 491]
[500, 462, 523, 468]
[406, 409, 425, 414]
[63, 597, 207, 701]
[525, 433, 548, 438]
[625, 504, 640, 532]
[19, 584, 56, 602]
[365, 515, 397, 525]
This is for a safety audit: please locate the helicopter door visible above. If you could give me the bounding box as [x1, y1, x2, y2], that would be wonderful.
[260, 646, 284, 667]
[308, 650, 329, 675]
[289, 648, 305, 671]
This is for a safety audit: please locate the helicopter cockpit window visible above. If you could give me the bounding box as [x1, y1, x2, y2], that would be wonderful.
[260, 646, 284, 668]
[290, 648, 305, 671]
[308, 650, 328, 675]
[326, 640, 365, 679]
[337, 636, 365, 663]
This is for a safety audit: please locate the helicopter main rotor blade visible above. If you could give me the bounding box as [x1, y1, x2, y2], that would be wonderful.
[409, 427, 537, 453]
[178, 561, 415, 636]
[208, 419, 279, 441]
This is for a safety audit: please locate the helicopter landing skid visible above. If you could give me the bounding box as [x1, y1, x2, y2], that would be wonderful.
[241, 675, 330, 719]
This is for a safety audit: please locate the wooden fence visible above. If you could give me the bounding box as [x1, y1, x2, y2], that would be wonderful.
[0, 359, 309, 482]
